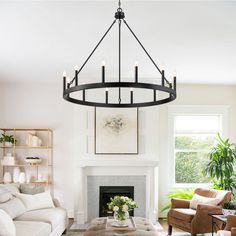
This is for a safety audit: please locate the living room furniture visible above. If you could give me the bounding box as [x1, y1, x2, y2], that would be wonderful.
[0, 183, 68, 236]
[0, 128, 53, 192]
[84, 217, 159, 236]
[167, 188, 231, 236]
[209, 214, 227, 236]
[217, 215, 236, 236]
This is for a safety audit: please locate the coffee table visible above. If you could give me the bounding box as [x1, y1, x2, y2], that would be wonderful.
[84, 217, 159, 236]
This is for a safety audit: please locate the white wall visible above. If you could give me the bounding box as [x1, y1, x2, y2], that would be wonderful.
[0, 82, 236, 218]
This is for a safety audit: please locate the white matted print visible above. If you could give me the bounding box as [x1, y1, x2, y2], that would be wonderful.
[95, 108, 138, 154]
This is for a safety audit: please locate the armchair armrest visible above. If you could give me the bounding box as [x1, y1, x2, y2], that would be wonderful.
[191, 204, 223, 234]
[171, 198, 190, 208]
[231, 227, 236, 236]
[225, 215, 236, 231]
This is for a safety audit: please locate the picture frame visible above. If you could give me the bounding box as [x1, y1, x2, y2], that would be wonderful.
[94, 107, 139, 155]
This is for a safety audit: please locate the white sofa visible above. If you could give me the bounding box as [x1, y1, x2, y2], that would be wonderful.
[0, 184, 68, 236]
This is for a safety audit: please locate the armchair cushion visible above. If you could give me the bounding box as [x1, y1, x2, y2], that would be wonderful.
[169, 208, 196, 222]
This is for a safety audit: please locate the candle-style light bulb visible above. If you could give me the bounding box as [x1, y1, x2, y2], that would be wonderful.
[102, 60, 106, 66]
[74, 65, 79, 71]
[173, 69, 177, 77]
[130, 87, 134, 91]
[63, 71, 67, 77]
[135, 61, 138, 67]
[161, 63, 165, 71]
[106, 88, 109, 91]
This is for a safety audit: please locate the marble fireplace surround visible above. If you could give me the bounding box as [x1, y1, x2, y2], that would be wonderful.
[75, 159, 158, 224]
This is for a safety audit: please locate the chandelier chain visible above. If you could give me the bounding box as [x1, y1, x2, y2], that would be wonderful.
[118, 19, 121, 103]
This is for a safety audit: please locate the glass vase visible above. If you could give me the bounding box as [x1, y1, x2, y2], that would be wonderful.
[114, 211, 129, 226]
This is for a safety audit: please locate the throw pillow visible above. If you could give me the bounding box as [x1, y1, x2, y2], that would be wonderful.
[190, 193, 220, 209]
[0, 184, 20, 195]
[0, 186, 12, 203]
[15, 191, 55, 211]
[0, 197, 26, 219]
[0, 209, 16, 236]
[20, 184, 45, 195]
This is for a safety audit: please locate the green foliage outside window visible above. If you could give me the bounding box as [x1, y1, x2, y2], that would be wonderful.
[175, 135, 214, 184]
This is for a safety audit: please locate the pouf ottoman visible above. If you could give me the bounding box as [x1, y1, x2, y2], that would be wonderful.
[84, 217, 159, 236]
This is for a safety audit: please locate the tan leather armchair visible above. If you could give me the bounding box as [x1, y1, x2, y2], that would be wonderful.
[217, 215, 236, 236]
[167, 188, 231, 236]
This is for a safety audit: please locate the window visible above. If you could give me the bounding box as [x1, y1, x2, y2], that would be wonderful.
[174, 115, 223, 184]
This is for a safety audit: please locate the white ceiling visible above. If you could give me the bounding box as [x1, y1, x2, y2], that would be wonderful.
[0, 0, 236, 84]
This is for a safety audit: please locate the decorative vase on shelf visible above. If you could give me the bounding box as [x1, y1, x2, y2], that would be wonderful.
[13, 167, 20, 183]
[113, 211, 129, 226]
[4, 142, 13, 147]
[3, 172, 12, 183]
[18, 172, 26, 184]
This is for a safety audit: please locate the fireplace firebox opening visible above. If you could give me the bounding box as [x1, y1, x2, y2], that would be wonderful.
[99, 186, 134, 217]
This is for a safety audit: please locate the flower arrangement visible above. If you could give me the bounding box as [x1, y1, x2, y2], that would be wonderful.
[107, 196, 138, 222]
[104, 117, 125, 133]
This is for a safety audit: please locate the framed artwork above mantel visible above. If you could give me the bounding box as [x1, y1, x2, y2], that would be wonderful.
[94, 108, 139, 155]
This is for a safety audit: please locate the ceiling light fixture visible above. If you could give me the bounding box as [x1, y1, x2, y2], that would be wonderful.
[63, 0, 177, 108]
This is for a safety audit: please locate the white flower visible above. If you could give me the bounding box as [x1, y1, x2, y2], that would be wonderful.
[122, 205, 129, 212]
[121, 196, 126, 201]
[113, 206, 119, 212]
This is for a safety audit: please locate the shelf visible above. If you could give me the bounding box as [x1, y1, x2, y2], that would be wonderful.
[0, 128, 53, 132]
[0, 182, 52, 185]
[0, 127, 53, 194]
[2, 164, 52, 167]
[0, 146, 52, 149]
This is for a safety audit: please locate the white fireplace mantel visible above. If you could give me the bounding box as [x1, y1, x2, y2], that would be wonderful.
[76, 158, 158, 168]
[74, 158, 159, 224]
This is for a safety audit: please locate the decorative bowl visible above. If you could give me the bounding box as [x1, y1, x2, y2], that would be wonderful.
[25, 157, 42, 165]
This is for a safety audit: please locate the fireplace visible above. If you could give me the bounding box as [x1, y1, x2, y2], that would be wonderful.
[99, 186, 134, 217]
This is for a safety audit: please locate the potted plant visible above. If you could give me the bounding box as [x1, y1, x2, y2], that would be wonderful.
[161, 189, 194, 212]
[222, 201, 236, 216]
[107, 196, 138, 226]
[0, 134, 16, 147]
[203, 133, 236, 192]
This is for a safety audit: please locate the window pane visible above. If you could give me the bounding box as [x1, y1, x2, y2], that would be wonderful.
[175, 152, 210, 183]
[175, 115, 221, 134]
[175, 135, 215, 150]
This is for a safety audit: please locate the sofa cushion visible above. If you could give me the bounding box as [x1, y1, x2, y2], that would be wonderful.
[0, 183, 20, 195]
[14, 221, 51, 236]
[0, 197, 26, 219]
[15, 207, 67, 231]
[0, 209, 16, 236]
[169, 208, 196, 222]
[0, 185, 12, 203]
[20, 184, 45, 195]
[15, 191, 54, 211]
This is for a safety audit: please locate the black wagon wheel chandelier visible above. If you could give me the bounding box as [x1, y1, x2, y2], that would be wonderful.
[63, 0, 177, 108]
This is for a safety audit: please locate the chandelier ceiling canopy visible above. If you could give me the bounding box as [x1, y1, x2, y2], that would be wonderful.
[63, 1, 177, 108]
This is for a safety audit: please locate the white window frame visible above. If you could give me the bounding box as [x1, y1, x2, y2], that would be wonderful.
[168, 105, 229, 188]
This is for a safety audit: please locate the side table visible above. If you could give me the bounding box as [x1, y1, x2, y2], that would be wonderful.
[209, 214, 227, 236]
